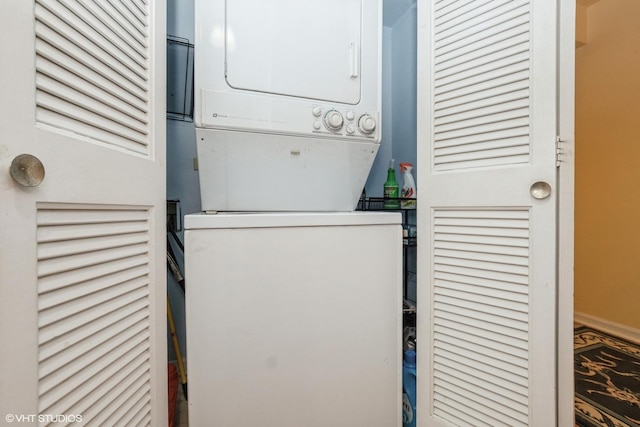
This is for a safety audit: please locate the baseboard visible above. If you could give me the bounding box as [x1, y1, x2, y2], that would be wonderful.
[574, 312, 640, 345]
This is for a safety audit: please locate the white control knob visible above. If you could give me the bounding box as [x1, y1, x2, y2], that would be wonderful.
[324, 110, 344, 131]
[312, 106, 322, 117]
[346, 110, 355, 121]
[313, 121, 321, 130]
[358, 114, 376, 134]
[346, 124, 355, 134]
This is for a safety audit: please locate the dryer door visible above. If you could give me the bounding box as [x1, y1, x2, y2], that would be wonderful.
[225, 0, 362, 105]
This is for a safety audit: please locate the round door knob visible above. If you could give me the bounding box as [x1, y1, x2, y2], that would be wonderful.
[324, 110, 344, 131]
[358, 114, 376, 134]
[530, 181, 551, 199]
[10, 154, 45, 187]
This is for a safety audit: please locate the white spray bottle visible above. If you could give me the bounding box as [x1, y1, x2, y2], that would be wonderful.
[399, 163, 416, 208]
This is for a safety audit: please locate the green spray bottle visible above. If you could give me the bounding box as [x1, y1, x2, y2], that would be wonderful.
[383, 159, 399, 209]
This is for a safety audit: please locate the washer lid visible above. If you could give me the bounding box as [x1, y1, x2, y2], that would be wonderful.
[225, 0, 362, 105]
[184, 212, 402, 229]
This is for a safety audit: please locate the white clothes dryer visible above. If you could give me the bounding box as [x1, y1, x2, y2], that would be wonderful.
[194, 0, 382, 211]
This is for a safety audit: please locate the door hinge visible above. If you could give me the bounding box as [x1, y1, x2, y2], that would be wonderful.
[555, 136, 563, 167]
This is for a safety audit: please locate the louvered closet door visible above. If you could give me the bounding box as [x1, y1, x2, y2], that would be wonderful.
[0, 1, 167, 426]
[417, 1, 558, 426]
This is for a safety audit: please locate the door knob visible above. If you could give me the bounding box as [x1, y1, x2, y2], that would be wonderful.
[530, 181, 551, 200]
[10, 154, 45, 187]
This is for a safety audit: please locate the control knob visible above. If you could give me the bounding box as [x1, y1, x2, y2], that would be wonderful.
[358, 114, 376, 134]
[324, 110, 344, 132]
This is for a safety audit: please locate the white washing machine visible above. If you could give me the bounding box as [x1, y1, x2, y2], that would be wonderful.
[185, 212, 402, 426]
[194, 0, 382, 211]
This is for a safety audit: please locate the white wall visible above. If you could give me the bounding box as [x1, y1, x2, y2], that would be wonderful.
[391, 6, 417, 175]
[365, 5, 417, 198]
[365, 4, 417, 301]
[166, 0, 198, 218]
[391, 4, 417, 303]
[167, 0, 194, 40]
[366, 26, 394, 197]
[166, 0, 198, 360]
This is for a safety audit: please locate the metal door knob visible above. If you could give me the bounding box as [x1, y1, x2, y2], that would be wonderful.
[10, 154, 45, 187]
[530, 181, 551, 200]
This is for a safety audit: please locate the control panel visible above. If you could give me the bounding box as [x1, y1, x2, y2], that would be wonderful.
[200, 89, 380, 143]
[311, 106, 378, 140]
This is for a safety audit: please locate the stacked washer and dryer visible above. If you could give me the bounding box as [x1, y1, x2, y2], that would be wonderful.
[185, 1, 403, 425]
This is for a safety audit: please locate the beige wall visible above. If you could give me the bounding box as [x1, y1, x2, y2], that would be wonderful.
[575, 0, 640, 329]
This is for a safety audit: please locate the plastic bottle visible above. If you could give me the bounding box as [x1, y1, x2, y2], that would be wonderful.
[399, 163, 416, 209]
[402, 349, 417, 427]
[383, 159, 399, 209]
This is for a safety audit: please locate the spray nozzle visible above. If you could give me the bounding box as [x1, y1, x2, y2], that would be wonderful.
[399, 162, 413, 172]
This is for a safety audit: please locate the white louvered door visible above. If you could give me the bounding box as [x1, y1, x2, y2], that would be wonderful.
[0, 1, 167, 426]
[417, 1, 561, 426]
